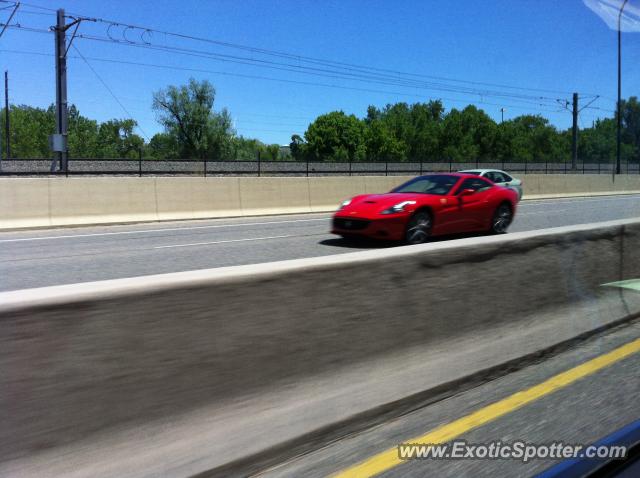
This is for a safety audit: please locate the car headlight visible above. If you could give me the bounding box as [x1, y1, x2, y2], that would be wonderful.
[338, 199, 352, 209]
[380, 200, 416, 214]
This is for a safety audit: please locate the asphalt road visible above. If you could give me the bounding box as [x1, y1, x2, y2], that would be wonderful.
[257, 319, 640, 478]
[1, 194, 640, 292]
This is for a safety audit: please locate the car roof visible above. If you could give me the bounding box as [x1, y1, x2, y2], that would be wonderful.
[459, 169, 509, 174]
[417, 172, 478, 177]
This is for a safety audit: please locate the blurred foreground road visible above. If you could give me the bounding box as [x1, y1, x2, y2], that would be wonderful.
[256, 320, 640, 478]
[1, 194, 640, 291]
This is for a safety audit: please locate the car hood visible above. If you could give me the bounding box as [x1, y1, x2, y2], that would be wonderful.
[339, 193, 439, 215]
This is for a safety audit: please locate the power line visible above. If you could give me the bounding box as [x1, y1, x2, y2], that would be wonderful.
[79, 11, 590, 97]
[75, 32, 569, 106]
[71, 44, 149, 140]
[0, 0, 596, 103]
[3, 23, 568, 109]
[0, 48, 590, 116]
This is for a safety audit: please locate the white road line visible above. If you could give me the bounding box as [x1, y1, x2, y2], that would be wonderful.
[0, 218, 330, 243]
[522, 195, 640, 206]
[154, 234, 301, 249]
[517, 209, 570, 216]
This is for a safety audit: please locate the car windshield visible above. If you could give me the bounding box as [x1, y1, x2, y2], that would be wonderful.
[391, 175, 459, 195]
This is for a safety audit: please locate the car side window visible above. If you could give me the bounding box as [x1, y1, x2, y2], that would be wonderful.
[501, 173, 513, 182]
[455, 177, 492, 194]
[492, 172, 507, 183]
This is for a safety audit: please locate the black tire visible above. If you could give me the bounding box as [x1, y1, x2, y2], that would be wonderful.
[490, 203, 513, 234]
[405, 211, 433, 244]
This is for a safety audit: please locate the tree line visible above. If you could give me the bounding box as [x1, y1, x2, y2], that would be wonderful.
[0, 78, 638, 165]
[291, 99, 640, 164]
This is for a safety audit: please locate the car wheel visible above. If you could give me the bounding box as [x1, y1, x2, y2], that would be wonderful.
[405, 211, 432, 244]
[490, 203, 512, 234]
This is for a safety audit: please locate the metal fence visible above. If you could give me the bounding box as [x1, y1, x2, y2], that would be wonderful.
[1, 158, 639, 176]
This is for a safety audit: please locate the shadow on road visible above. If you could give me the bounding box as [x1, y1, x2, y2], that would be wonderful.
[318, 237, 395, 249]
[320, 231, 490, 249]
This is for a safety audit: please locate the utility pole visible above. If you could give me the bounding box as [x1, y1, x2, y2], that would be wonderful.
[4, 71, 10, 160]
[53, 9, 69, 172]
[571, 92, 578, 171]
[49, 9, 89, 173]
[500, 107, 505, 124]
[616, 0, 628, 176]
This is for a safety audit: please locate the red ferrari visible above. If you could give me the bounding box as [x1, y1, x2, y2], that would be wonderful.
[331, 173, 518, 244]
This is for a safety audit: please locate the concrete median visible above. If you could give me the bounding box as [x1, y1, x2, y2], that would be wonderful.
[1, 174, 640, 230]
[1, 218, 639, 477]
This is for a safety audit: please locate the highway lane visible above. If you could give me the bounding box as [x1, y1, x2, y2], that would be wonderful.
[1, 194, 640, 291]
[257, 319, 640, 478]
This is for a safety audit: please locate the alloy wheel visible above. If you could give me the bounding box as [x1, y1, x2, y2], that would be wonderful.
[405, 212, 432, 244]
[492, 204, 512, 234]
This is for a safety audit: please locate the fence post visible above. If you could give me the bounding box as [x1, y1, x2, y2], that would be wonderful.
[524, 157, 528, 174]
[582, 158, 585, 174]
[204, 158, 207, 177]
[349, 160, 352, 176]
[449, 160, 452, 173]
[419, 160, 423, 175]
[257, 150, 261, 177]
[385, 161, 388, 176]
[545, 159, 548, 174]
[564, 161, 567, 174]
[138, 150, 142, 177]
[306, 157, 309, 177]
[598, 159, 601, 174]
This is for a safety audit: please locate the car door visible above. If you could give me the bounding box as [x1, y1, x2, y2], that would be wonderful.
[453, 177, 494, 230]
[423, 177, 468, 235]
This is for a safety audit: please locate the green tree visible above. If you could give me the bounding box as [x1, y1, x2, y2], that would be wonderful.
[621, 96, 640, 163]
[496, 115, 565, 162]
[0, 105, 55, 158]
[365, 101, 444, 161]
[439, 106, 498, 161]
[365, 120, 406, 161]
[289, 134, 305, 161]
[303, 111, 366, 162]
[152, 78, 234, 159]
[95, 119, 145, 158]
[147, 132, 178, 159]
[68, 105, 100, 158]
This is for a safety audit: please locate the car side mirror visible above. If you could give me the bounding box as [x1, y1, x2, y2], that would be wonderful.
[458, 188, 476, 197]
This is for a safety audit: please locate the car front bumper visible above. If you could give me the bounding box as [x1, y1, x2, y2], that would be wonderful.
[331, 214, 408, 241]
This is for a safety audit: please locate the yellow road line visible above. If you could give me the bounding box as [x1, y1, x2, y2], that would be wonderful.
[333, 337, 640, 478]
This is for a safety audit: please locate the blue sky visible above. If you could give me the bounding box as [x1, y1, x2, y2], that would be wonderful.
[0, 0, 638, 145]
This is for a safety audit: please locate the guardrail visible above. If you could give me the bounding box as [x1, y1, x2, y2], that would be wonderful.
[2, 175, 640, 230]
[1, 158, 639, 176]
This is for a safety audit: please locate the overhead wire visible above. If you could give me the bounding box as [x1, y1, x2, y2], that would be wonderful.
[71, 44, 150, 140]
[0, 48, 570, 115]
[0, 0, 594, 104]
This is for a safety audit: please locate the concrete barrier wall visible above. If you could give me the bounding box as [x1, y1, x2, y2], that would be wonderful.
[1, 175, 640, 229]
[1, 219, 640, 467]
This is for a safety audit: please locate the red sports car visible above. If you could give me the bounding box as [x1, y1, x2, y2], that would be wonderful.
[331, 173, 518, 244]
